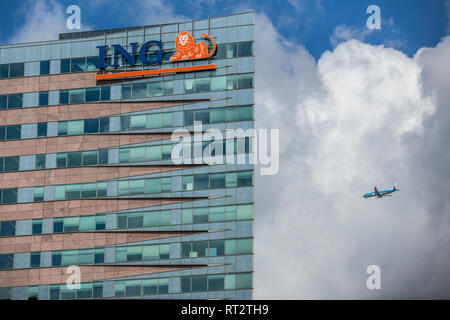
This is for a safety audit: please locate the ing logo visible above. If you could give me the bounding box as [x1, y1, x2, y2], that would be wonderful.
[170, 31, 216, 62]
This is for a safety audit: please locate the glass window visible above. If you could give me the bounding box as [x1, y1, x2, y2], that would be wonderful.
[161, 177, 171, 192]
[146, 145, 161, 161]
[145, 178, 160, 193]
[193, 208, 208, 223]
[0, 254, 13, 270]
[68, 120, 84, 135]
[101, 86, 110, 101]
[182, 175, 193, 191]
[238, 42, 253, 57]
[96, 215, 106, 230]
[69, 89, 84, 104]
[226, 75, 237, 90]
[195, 78, 210, 92]
[184, 79, 194, 93]
[77, 283, 93, 299]
[159, 244, 170, 259]
[236, 238, 252, 254]
[126, 280, 141, 297]
[93, 282, 103, 298]
[143, 245, 158, 261]
[28, 286, 39, 300]
[39, 91, 49, 106]
[64, 217, 79, 232]
[79, 216, 95, 231]
[59, 90, 69, 104]
[194, 174, 208, 190]
[0, 127, 4, 141]
[6, 125, 20, 140]
[182, 209, 193, 224]
[7, 94, 23, 109]
[130, 115, 146, 130]
[0, 95, 6, 109]
[81, 183, 97, 198]
[120, 116, 130, 131]
[160, 210, 171, 225]
[209, 206, 225, 222]
[37, 122, 47, 137]
[67, 152, 82, 167]
[61, 250, 77, 266]
[33, 187, 44, 202]
[237, 171, 252, 187]
[132, 82, 147, 98]
[238, 106, 253, 121]
[94, 248, 104, 263]
[191, 275, 207, 292]
[40, 60, 50, 75]
[210, 173, 225, 189]
[99, 117, 109, 132]
[227, 43, 237, 58]
[195, 109, 210, 124]
[147, 113, 162, 128]
[143, 212, 158, 227]
[65, 184, 81, 200]
[86, 57, 98, 71]
[83, 150, 98, 165]
[162, 113, 172, 127]
[57, 122, 68, 136]
[192, 241, 208, 257]
[2, 188, 17, 204]
[130, 147, 146, 162]
[54, 185, 65, 200]
[49, 285, 60, 300]
[128, 213, 143, 228]
[71, 58, 86, 72]
[53, 218, 63, 233]
[225, 205, 237, 221]
[226, 172, 237, 187]
[30, 252, 41, 268]
[4, 156, 19, 171]
[9, 63, 24, 78]
[35, 154, 46, 169]
[118, 214, 127, 229]
[97, 182, 107, 197]
[215, 44, 227, 59]
[115, 247, 127, 263]
[84, 118, 99, 133]
[164, 81, 173, 94]
[0, 64, 9, 79]
[211, 108, 226, 123]
[98, 149, 108, 165]
[142, 279, 158, 295]
[236, 273, 252, 289]
[118, 180, 129, 195]
[181, 277, 191, 292]
[51, 252, 62, 266]
[211, 76, 227, 91]
[208, 275, 224, 291]
[208, 240, 225, 256]
[148, 81, 163, 96]
[60, 59, 70, 73]
[121, 84, 131, 99]
[56, 153, 66, 168]
[162, 145, 172, 160]
[0, 221, 15, 237]
[127, 246, 142, 262]
[129, 179, 145, 195]
[184, 110, 193, 125]
[238, 74, 253, 89]
[237, 204, 252, 220]
[85, 87, 100, 102]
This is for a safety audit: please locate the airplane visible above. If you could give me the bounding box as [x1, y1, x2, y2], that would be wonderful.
[363, 184, 400, 199]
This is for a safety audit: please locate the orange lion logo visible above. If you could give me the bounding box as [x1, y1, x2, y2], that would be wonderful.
[170, 31, 216, 62]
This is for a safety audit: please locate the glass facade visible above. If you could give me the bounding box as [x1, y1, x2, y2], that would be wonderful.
[0, 12, 254, 300]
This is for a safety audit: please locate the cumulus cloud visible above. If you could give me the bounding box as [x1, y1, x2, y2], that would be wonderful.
[8, 0, 92, 44]
[255, 13, 450, 299]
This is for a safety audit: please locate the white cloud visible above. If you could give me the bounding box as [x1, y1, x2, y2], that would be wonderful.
[8, 0, 93, 44]
[255, 13, 450, 299]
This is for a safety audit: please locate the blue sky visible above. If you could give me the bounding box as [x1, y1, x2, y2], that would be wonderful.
[0, 0, 447, 59]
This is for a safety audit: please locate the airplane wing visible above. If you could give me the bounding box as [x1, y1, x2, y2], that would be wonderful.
[374, 187, 381, 197]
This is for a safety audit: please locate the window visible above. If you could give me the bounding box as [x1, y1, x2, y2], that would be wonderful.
[194, 174, 208, 190]
[68, 120, 84, 135]
[148, 81, 163, 96]
[69, 89, 84, 104]
[182, 175, 193, 191]
[210, 173, 225, 189]
[181, 277, 191, 292]
[195, 78, 210, 92]
[67, 152, 82, 167]
[147, 113, 162, 128]
[37, 122, 47, 137]
[0, 64, 8, 79]
[211, 76, 227, 91]
[84, 118, 99, 133]
[60, 59, 70, 73]
[85, 87, 100, 102]
[101, 86, 110, 101]
[133, 82, 147, 98]
[0, 95, 6, 109]
[30, 252, 41, 268]
[4, 156, 19, 171]
[142, 279, 158, 295]
[122, 84, 131, 99]
[238, 74, 253, 89]
[193, 208, 208, 223]
[126, 280, 141, 297]
[39, 91, 49, 106]
[9, 63, 24, 78]
[208, 275, 224, 291]
[40, 60, 50, 75]
[227, 43, 237, 58]
[86, 57, 98, 71]
[52, 252, 62, 266]
[82, 150, 98, 165]
[0, 254, 13, 270]
[53, 218, 63, 233]
[0, 221, 15, 237]
[33, 187, 44, 202]
[7, 94, 23, 109]
[59, 90, 69, 104]
[64, 217, 79, 232]
[238, 42, 253, 56]
[235, 273, 252, 289]
[2, 188, 17, 204]
[237, 171, 252, 186]
[6, 125, 20, 140]
[192, 275, 207, 292]
[71, 58, 86, 72]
